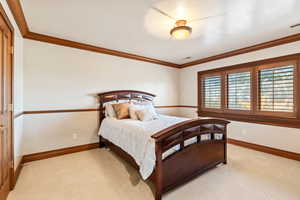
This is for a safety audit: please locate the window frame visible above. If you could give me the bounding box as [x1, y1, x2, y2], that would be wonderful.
[255, 60, 297, 118]
[223, 67, 253, 115]
[199, 72, 223, 113]
[197, 53, 300, 129]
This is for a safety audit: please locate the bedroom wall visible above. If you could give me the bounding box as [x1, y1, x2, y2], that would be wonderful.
[0, 0, 24, 170]
[23, 39, 180, 154]
[178, 40, 300, 154]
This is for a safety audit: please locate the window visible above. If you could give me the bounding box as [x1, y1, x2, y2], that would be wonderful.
[203, 75, 221, 109]
[259, 65, 294, 113]
[227, 71, 251, 110]
[198, 54, 300, 128]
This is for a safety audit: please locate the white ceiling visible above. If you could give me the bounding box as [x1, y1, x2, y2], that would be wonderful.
[22, 0, 300, 64]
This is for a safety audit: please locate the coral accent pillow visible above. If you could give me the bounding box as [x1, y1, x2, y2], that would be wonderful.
[112, 102, 130, 119]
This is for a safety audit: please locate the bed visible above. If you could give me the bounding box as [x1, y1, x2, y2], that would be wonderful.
[97, 90, 230, 200]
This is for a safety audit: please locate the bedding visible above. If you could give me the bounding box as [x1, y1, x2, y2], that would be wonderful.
[98, 115, 190, 179]
[104, 101, 157, 121]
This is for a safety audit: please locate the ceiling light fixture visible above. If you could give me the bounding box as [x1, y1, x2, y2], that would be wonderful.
[170, 20, 192, 40]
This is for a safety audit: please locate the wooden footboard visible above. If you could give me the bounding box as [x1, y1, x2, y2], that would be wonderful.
[151, 118, 230, 200]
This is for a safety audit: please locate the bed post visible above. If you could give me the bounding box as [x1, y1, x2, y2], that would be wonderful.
[223, 124, 228, 164]
[155, 142, 163, 200]
[99, 136, 105, 148]
[99, 95, 105, 148]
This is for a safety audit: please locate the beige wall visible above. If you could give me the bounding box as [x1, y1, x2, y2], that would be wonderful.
[178, 41, 300, 154]
[0, 0, 24, 170]
[23, 39, 179, 154]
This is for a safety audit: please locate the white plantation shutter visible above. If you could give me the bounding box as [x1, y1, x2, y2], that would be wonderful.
[259, 65, 294, 112]
[203, 76, 221, 109]
[227, 71, 251, 110]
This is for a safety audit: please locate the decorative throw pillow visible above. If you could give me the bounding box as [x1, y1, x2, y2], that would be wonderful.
[112, 102, 130, 119]
[105, 100, 130, 118]
[128, 104, 143, 120]
[129, 101, 158, 121]
[136, 108, 158, 121]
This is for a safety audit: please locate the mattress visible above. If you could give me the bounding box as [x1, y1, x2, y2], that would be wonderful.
[98, 115, 189, 180]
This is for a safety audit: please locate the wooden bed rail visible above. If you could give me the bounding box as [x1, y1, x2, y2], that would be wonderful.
[151, 118, 230, 142]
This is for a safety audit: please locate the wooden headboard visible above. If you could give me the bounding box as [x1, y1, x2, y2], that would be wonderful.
[97, 90, 156, 124]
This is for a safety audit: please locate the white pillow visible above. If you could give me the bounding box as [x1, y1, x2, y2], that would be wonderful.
[129, 102, 158, 121]
[134, 102, 157, 113]
[136, 107, 158, 121]
[146, 103, 157, 116]
[105, 103, 116, 118]
[128, 104, 143, 120]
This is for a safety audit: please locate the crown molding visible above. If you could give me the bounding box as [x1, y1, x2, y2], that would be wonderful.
[24, 32, 181, 68]
[6, 0, 180, 68]
[180, 33, 300, 68]
[6, 0, 300, 68]
[6, 0, 29, 36]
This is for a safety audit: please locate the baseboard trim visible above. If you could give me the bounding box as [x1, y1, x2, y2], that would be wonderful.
[228, 138, 300, 161]
[13, 157, 24, 188]
[22, 143, 99, 163]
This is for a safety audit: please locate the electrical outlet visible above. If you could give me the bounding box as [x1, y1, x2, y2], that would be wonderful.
[73, 133, 78, 140]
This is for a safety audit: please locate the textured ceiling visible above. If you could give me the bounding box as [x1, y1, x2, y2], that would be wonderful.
[22, 0, 300, 64]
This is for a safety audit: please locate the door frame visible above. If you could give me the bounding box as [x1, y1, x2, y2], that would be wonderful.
[0, 2, 15, 190]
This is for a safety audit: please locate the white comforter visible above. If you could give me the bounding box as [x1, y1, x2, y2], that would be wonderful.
[98, 115, 188, 180]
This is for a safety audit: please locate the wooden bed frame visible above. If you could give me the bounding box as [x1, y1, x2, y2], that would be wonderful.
[97, 90, 230, 200]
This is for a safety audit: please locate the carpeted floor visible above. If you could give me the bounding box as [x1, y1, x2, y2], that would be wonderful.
[8, 145, 300, 200]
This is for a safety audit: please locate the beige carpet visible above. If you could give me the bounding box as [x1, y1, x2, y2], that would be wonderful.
[8, 145, 300, 200]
